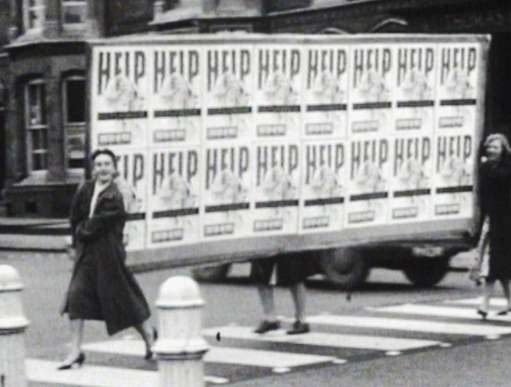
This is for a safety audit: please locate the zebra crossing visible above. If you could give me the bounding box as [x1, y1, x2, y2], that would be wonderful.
[27, 296, 511, 386]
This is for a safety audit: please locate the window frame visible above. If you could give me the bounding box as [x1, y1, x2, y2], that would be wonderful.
[61, 0, 88, 29]
[24, 79, 49, 173]
[23, 0, 46, 33]
[62, 75, 86, 170]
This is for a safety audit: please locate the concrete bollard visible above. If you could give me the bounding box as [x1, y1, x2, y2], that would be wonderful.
[153, 276, 209, 387]
[0, 265, 29, 387]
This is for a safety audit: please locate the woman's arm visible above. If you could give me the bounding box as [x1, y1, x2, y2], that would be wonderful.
[69, 184, 88, 248]
[76, 193, 127, 242]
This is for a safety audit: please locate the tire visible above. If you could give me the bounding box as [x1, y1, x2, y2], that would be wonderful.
[403, 258, 450, 288]
[192, 263, 231, 283]
[319, 248, 369, 290]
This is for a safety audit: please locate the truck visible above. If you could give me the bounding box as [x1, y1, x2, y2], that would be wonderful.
[86, 33, 489, 289]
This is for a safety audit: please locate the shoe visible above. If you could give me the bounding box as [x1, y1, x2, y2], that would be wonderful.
[144, 348, 154, 361]
[477, 309, 488, 320]
[254, 320, 281, 334]
[287, 321, 310, 335]
[497, 309, 511, 316]
[57, 352, 85, 370]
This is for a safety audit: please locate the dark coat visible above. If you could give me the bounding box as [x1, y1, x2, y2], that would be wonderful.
[62, 180, 150, 335]
[479, 157, 511, 280]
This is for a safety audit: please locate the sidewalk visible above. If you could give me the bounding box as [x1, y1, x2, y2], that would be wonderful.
[0, 217, 70, 251]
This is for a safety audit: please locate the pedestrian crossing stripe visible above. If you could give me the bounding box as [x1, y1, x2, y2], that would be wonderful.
[82, 340, 336, 369]
[370, 304, 511, 322]
[26, 359, 229, 386]
[202, 326, 442, 352]
[292, 315, 511, 336]
[445, 297, 509, 307]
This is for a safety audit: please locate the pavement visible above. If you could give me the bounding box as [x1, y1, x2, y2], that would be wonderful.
[1, 250, 507, 387]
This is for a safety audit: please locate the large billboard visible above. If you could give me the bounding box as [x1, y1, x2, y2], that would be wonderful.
[89, 35, 487, 254]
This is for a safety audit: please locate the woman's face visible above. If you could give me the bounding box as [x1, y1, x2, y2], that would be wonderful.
[93, 154, 116, 183]
[486, 139, 504, 162]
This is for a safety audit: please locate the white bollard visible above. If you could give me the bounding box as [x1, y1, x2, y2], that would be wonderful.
[154, 276, 209, 387]
[0, 265, 29, 387]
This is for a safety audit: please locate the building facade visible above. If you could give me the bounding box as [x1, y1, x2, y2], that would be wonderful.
[1, 0, 510, 217]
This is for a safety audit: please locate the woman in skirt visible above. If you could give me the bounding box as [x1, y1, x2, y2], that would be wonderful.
[477, 134, 511, 318]
[59, 149, 153, 369]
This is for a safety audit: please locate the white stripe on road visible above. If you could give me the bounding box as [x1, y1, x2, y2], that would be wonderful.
[26, 359, 157, 387]
[26, 359, 229, 386]
[298, 315, 511, 336]
[445, 297, 509, 307]
[203, 326, 440, 352]
[83, 340, 334, 369]
[370, 304, 511, 322]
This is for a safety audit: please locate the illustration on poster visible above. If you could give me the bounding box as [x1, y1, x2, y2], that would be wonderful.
[159, 73, 198, 109]
[311, 71, 346, 123]
[157, 173, 197, 227]
[263, 166, 297, 218]
[115, 177, 143, 247]
[311, 166, 343, 215]
[211, 169, 249, 222]
[104, 74, 144, 111]
[437, 135, 473, 204]
[213, 73, 250, 106]
[394, 137, 431, 188]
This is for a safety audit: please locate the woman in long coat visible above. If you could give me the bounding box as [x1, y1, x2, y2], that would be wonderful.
[477, 133, 511, 318]
[59, 149, 153, 369]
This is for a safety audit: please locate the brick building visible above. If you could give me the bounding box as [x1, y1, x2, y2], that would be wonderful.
[1, 0, 510, 217]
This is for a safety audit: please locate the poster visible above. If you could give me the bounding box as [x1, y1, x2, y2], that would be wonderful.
[303, 46, 349, 138]
[253, 142, 300, 235]
[204, 46, 254, 142]
[91, 47, 151, 149]
[394, 44, 436, 134]
[433, 133, 475, 219]
[300, 140, 347, 233]
[390, 135, 433, 223]
[148, 147, 201, 247]
[202, 144, 252, 240]
[437, 44, 480, 132]
[346, 137, 391, 227]
[151, 47, 202, 146]
[255, 46, 302, 140]
[114, 149, 148, 251]
[349, 46, 394, 136]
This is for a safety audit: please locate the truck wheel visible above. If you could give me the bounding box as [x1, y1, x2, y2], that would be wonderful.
[192, 264, 231, 283]
[319, 248, 369, 290]
[403, 258, 450, 288]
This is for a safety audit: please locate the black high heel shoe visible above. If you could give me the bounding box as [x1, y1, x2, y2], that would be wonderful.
[144, 327, 159, 360]
[477, 309, 488, 320]
[57, 352, 85, 370]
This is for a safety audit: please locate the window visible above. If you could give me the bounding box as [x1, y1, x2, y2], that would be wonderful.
[25, 80, 48, 171]
[24, 0, 45, 32]
[62, 0, 87, 26]
[63, 76, 86, 168]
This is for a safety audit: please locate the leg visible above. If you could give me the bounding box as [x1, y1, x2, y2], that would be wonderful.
[134, 321, 154, 357]
[58, 319, 85, 369]
[290, 282, 306, 323]
[287, 282, 310, 335]
[252, 259, 281, 333]
[498, 279, 511, 313]
[257, 284, 277, 322]
[479, 279, 495, 317]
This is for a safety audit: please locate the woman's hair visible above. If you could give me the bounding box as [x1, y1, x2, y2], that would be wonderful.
[484, 133, 511, 155]
[91, 148, 118, 170]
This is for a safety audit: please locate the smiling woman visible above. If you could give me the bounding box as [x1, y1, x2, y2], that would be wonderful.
[58, 148, 155, 370]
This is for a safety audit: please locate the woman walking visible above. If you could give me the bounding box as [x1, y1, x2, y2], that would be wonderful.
[59, 149, 153, 369]
[477, 133, 511, 319]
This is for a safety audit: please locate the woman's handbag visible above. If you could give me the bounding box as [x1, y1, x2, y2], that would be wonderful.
[469, 216, 490, 283]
